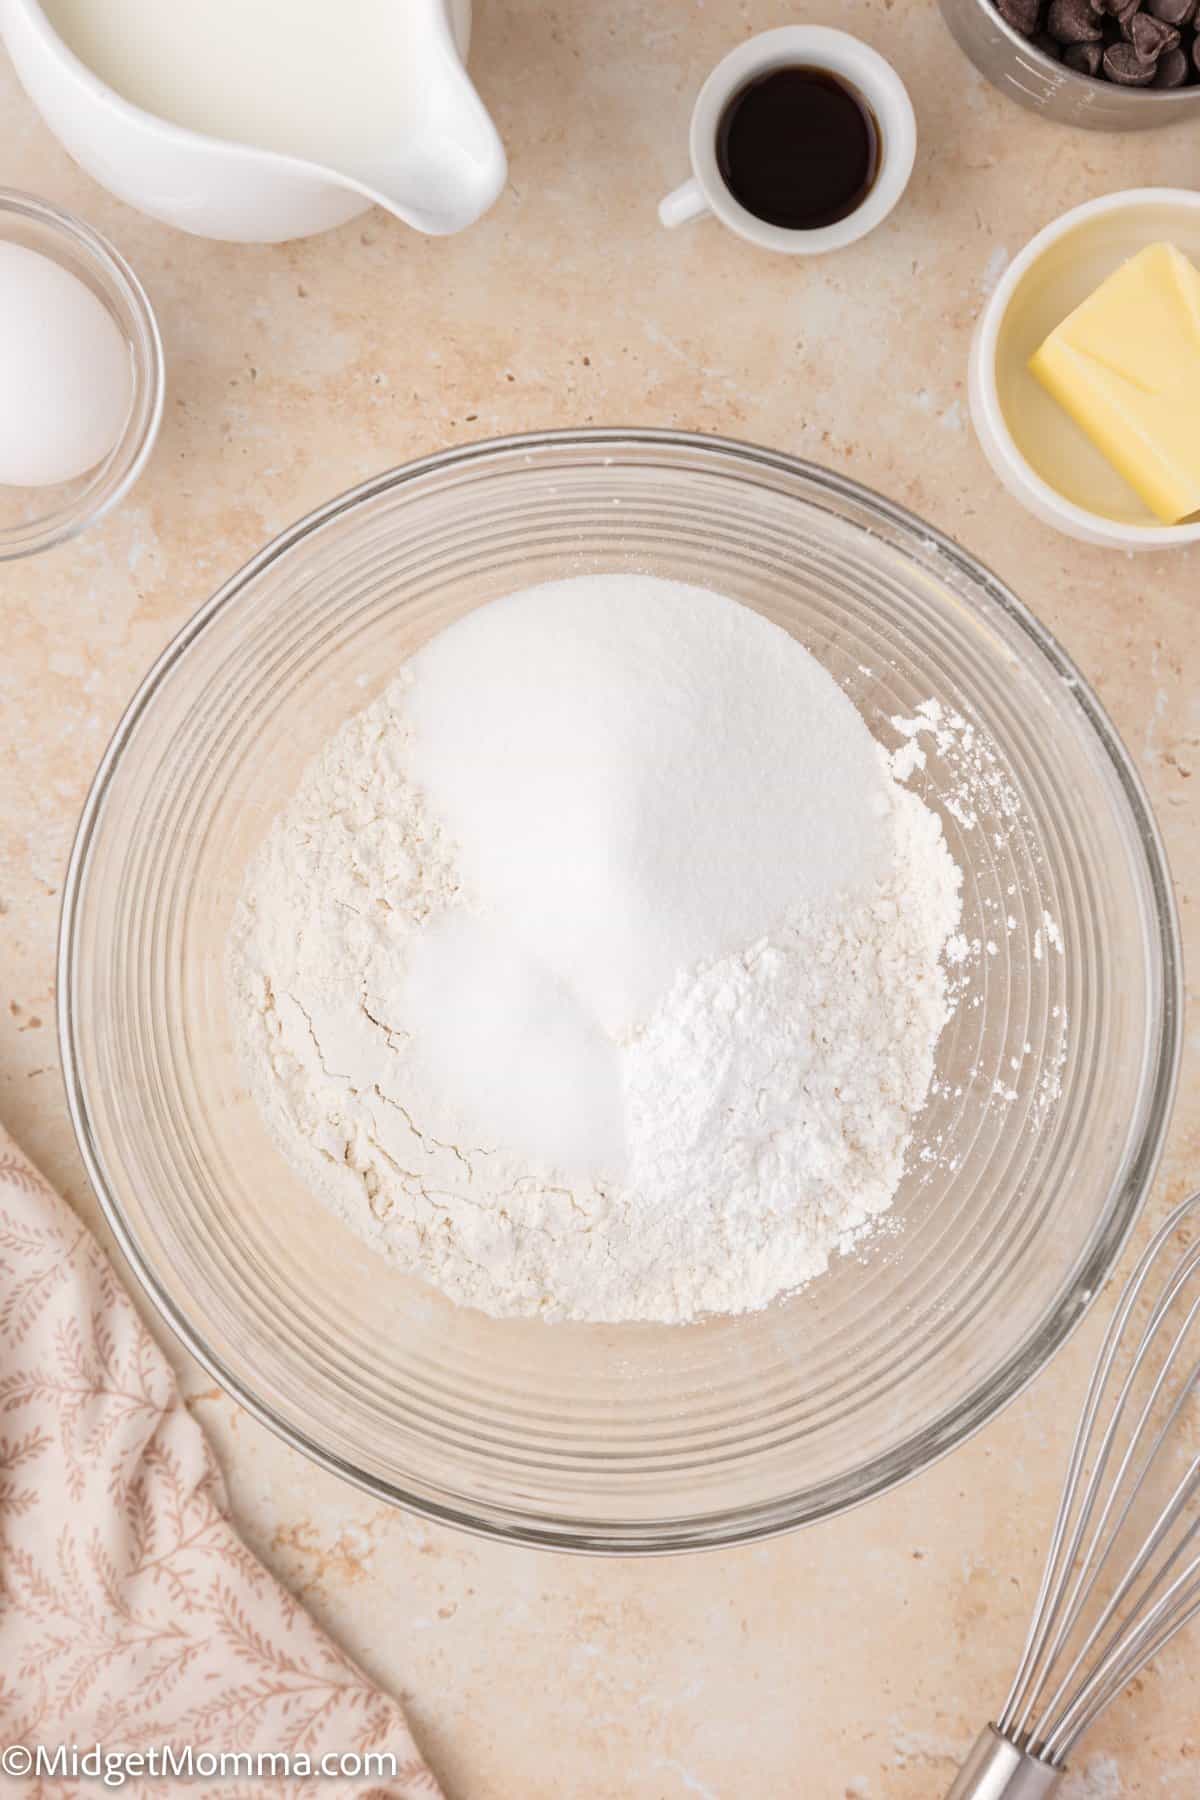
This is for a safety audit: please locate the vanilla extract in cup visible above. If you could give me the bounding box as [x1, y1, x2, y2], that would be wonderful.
[716, 67, 881, 231]
[657, 26, 915, 253]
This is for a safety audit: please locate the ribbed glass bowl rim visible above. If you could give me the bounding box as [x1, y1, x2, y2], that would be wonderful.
[58, 429, 1184, 1552]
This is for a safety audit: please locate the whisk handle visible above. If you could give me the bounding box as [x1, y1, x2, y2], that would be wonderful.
[945, 1728, 1063, 1799]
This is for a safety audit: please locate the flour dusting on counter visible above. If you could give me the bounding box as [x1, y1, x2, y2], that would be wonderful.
[1060, 1754, 1123, 1799]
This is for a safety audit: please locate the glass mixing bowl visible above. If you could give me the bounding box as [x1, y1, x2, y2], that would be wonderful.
[59, 431, 1181, 1552]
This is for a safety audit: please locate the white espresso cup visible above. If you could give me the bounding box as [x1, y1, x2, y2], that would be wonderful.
[659, 26, 917, 255]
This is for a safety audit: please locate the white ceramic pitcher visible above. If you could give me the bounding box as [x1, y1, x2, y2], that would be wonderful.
[0, 0, 506, 243]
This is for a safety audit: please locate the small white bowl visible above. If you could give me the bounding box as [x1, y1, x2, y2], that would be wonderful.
[969, 188, 1200, 552]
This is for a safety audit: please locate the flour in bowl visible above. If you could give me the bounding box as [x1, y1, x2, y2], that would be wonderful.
[229, 575, 961, 1323]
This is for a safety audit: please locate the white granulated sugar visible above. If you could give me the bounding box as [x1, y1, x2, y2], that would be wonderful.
[403, 575, 891, 1035]
[230, 575, 962, 1324]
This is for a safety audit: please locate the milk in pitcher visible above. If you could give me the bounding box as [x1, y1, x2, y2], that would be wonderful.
[43, 0, 436, 174]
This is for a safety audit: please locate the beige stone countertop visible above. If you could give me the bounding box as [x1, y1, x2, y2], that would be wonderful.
[2, 2, 1198, 1795]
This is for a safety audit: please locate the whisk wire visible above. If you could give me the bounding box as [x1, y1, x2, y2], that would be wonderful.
[998, 1208, 1182, 1741]
[997, 1195, 1200, 1756]
[1045, 1535, 1200, 1757]
[1026, 1324, 1200, 1750]
[998, 1329, 1127, 1741]
[947, 1193, 1200, 1798]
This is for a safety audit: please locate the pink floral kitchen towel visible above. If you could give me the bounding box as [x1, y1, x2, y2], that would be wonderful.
[0, 1124, 442, 1798]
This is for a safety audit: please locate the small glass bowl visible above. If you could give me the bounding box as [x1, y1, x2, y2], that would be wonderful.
[60, 431, 1181, 1552]
[0, 189, 163, 561]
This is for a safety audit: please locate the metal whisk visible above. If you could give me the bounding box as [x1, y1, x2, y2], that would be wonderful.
[947, 1190, 1200, 1799]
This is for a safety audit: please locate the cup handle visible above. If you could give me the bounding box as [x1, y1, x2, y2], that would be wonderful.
[658, 178, 710, 230]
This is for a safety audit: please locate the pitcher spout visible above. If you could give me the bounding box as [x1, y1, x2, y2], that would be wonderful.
[345, 0, 506, 236]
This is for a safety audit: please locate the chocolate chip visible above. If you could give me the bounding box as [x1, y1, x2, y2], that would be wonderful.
[1103, 0, 1141, 31]
[989, 0, 1198, 76]
[1063, 36, 1106, 65]
[1146, 0, 1196, 23]
[1127, 7, 1181, 47]
[1104, 0, 1140, 46]
[1048, 0, 1105, 37]
[996, 0, 1043, 32]
[1152, 40, 1191, 74]
[1103, 38, 1160, 74]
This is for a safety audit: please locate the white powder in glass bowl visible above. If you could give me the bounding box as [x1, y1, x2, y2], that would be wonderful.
[229, 575, 961, 1323]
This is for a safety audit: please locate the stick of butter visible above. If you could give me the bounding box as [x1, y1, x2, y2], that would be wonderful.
[1029, 242, 1200, 526]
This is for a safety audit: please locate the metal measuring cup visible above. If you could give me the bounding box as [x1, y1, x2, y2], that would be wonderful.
[938, 0, 1200, 128]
